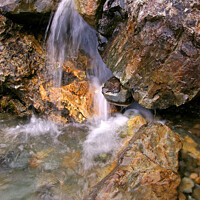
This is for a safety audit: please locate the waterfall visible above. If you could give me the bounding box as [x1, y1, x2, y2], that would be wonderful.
[47, 0, 112, 121]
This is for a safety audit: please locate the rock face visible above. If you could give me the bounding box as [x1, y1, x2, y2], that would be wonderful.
[0, 15, 46, 117]
[0, 15, 95, 122]
[75, 0, 101, 27]
[0, 0, 102, 28]
[1, 0, 200, 117]
[0, 0, 60, 27]
[102, 0, 200, 109]
[86, 123, 182, 200]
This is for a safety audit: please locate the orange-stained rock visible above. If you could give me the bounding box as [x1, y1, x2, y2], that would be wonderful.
[119, 115, 147, 138]
[62, 151, 81, 168]
[40, 80, 93, 123]
[63, 60, 86, 81]
[127, 115, 146, 134]
[29, 148, 54, 168]
[195, 177, 200, 184]
[182, 136, 200, 161]
[86, 123, 182, 200]
[48, 113, 68, 124]
[75, 0, 99, 26]
[179, 192, 186, 200]
[102, 0, 200, 109]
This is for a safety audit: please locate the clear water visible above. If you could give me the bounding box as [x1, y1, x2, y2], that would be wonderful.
[1, 102, 198, 199]
[0, 113, 131, 200]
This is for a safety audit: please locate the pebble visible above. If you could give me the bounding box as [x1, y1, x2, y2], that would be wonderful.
[179, 177, 195, 193]
[190, 173, 198, 180]
[195, 177, 200, 184]
[192, 188, 200, 200]
[179, 192, 186, 200]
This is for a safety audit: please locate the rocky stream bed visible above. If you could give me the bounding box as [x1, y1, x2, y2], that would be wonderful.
[0, 0, 200, 200]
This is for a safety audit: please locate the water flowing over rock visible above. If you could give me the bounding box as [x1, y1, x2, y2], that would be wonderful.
[0, 13, 100, 122]
[101, 0, 200, 109]
[46, 0, 113, 121]
[86, 123, 182, 200]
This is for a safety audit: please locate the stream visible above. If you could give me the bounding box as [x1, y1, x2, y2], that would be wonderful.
[0, 0, 199, 199]
[0, 112, 130, 200]
[0, 100, 199, 199]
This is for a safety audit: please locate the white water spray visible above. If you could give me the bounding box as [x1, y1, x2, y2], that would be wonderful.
[5, 115, 61, 138]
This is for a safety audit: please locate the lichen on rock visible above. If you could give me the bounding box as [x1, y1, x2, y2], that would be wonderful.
[86, 123, 182, 200]
[102, 0, 200, 109]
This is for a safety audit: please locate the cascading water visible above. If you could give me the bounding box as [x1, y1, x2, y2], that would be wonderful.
[47, 0, 112, 121]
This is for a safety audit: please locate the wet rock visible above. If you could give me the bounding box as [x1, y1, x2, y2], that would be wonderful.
[98, 0, 127, 38]
[0, 0, 59, 27]
[75, 0, 100, 27]
[192, 188, 200, 200]
[102, 0, 200, 109]
[0, 15, 95, 122]
[119, 115, 146, 138]
[102, 77, 133, 106]
[182, 135, 200, 161]
[40, 79, 93, 123]
[189, 173, 198, 180]
[189, 124, 200, 138]
[179, 192, 186, 200]
[126, 115, 146, 133]
[86, 123, 182, 200]
[179, 177, 195, 194]
[6, 99, 31, 117]
[29, 148, 55, 168]
[0, 15, 46, 116]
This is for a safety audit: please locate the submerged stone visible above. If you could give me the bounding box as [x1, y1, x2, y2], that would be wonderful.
[29, 148, 55, 168]
[86, 123, 182, 200]
[192, 188, 200, 200]
[182, 135, 200, 161]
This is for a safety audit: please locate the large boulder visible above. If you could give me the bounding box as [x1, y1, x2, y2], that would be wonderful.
[0, 15, 95, 122]
[0, 15, 46, 116]
[86, 123, 182, 200]
[0, 0, 60, 26]
[102, 0, 200, 109]
[75, 0, 103, 27]
[0, 0, 104, 28]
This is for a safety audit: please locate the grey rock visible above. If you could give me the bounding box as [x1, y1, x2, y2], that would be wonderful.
[179, 177, 195, 193]
[102, 77, 133, 106]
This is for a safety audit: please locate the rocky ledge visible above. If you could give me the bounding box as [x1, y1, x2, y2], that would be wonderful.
[101, 0, 200, 109]
[85, 121, 182, 200]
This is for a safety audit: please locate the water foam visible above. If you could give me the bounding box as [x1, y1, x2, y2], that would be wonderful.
[5, 115, 61, 139]
[82, 114, 129, 170]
